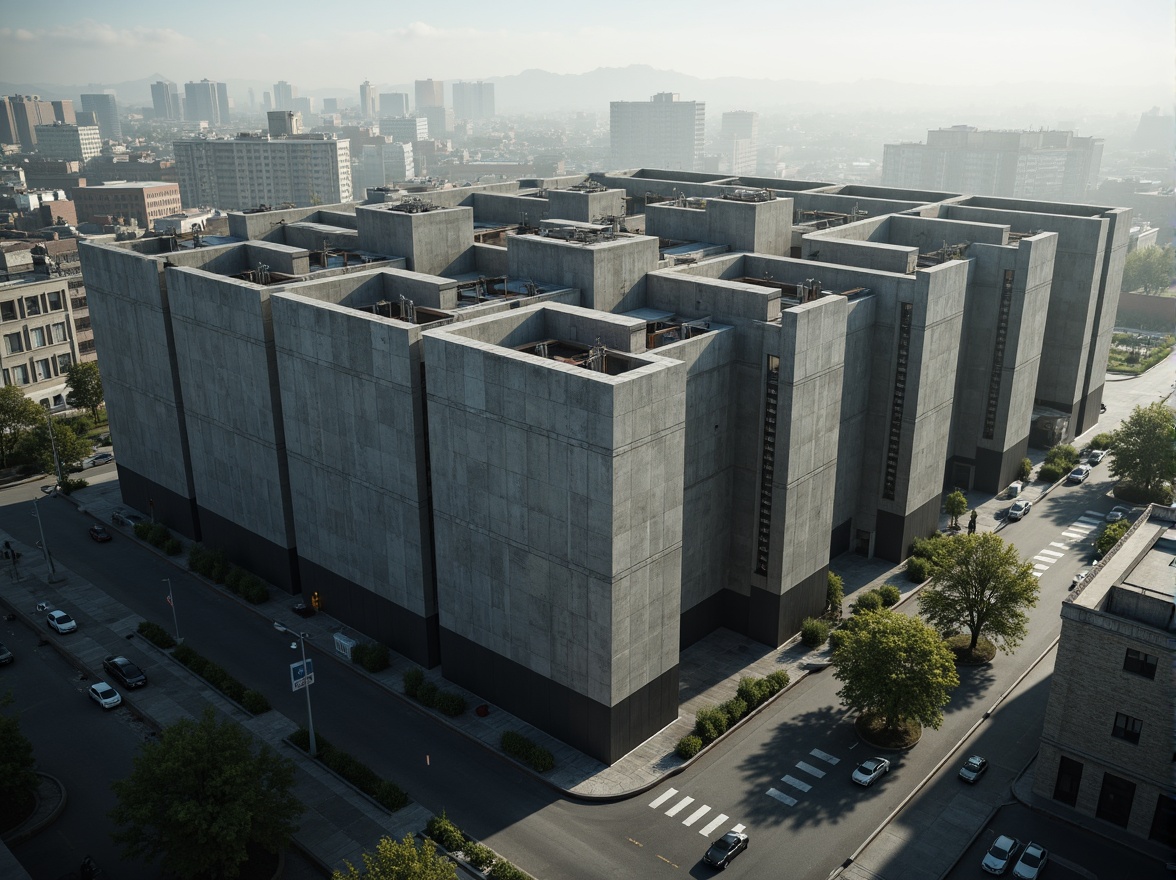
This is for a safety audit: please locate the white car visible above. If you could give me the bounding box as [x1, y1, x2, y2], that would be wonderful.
[982, 834, 1022, 874]
[1106, 506, 1130, 523]
[851, 756, 891, 786]
[1066, 464, 1091, 483]
[46, 609, 77, 634]
[1012, 842, 1048, 880]
[1070, 570, 1088, 589]
[88, 681, 122, 709]
[1007, 499, 1032, 521]
[1088, 449, 1107, 464]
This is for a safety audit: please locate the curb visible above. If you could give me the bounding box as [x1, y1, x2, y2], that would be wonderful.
[1, 772, 67, 846]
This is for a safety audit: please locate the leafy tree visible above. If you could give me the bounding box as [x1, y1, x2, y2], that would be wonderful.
[110, 707, 299, 880]
[0, 385, 44, 466]
[1121, 245, 1175, 295]
[0, 695, 38, 826]
[333, 834, 457, 880]
[832, 609, 959, 733]
[826, 571, 844, 619]
[17, 420, 91, 477]
[918, 533, 1039, 655]
[1110, 402, 1176, 498]
[1096, 519, 1131, 556]
[65, 361, 104, 420]
[945, 490, 968, 529]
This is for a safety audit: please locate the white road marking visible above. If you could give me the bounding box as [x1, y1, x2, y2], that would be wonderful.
[810, 748, 840, 765]
[796, 760, 826, 778]
[1033, 556, 1055, 563]
[1049, 542, 1070, 550]
[1067, 522, 1094, 532]
[665, 796, 694, 817]
[1062, 531, 1085, 539]
[682, 804, 711, 827]
[699, 814, 729, 836]
[1085, 510, 1103, 517]
[649, 788, 678, 809]
[766, 787, 797, 805]
[780, 775, 812, 792]
[732, 824, 746, 833]
[1076, 516, 1101, 526]
[1032, 572, 1042, 578]
[1033, 564, 1050, 570]
[1038, 549, 1063, 558]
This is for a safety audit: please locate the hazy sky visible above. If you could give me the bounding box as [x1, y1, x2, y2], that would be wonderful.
[1, 0, 1172, 91]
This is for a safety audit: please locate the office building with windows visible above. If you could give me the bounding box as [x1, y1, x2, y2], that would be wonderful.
[415, 79, 444, 110]
[80, 93, 121, 140]
[151, 81, 181, 120]
[379, 93, 410, 117]
[452, 82, 495, 120]
[0, 274, 81, 409]
[34, 123, 102, 162]
[73, 182, 183, 228]
[359, 81, 376, 119]
[610, 93, 705, 171]
[184, 80, 228, 125]
[273, 81, 297, 111]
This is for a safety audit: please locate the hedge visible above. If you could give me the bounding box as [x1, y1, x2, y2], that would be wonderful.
[1037, 462, 1066, 483]
[187, 543, 230, 584]
[289, 728, 410, 811]
[690, 670, 791, 745]
[826, 571, 844, 619]
[464, 841, 497, 871]
[351, 642, 390, 673]
[801, 617, 830, 647]
[501, 730, 555, 773]
[401, 666, 466, 716]
[852, 590, 884, 613]
[136, 620, 176, 649]
[906, 557, 931, 583]
[171, 643, 268, 713]
[675, 735, 703, 759]
[403, 667, 425, 698]
[425, 812, 465, 853]
[877, 584, 902, 607]
[489, 860, 533, 880]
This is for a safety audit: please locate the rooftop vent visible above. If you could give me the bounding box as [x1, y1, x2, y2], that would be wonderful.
[569, 180, 607, 193]
[723, 188, 772, 202]
[388, 196, 439, 214]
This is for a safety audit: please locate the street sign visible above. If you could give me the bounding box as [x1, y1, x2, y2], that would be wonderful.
[290, 659, 314, 691]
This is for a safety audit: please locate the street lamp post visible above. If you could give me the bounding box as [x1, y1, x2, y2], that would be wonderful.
[31, 498, 55, 577]
[274, 621, 316, 757]
[163, 578, 181, 643]
[42, 405, 63, 487]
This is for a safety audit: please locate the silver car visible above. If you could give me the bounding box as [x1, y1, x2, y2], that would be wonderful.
[88, 681, 122, 710]
[1012, 842, 1048, 879]
[982, 834, 1021, 874]
[1007, 499, 1032, 521]
[851, 756, 891, 786]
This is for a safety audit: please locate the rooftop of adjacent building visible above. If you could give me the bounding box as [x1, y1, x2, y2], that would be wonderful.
[74, 181, 176, 191]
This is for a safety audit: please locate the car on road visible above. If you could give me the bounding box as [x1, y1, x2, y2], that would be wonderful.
[1012, 842, 1048, 879]
[0, 642, 12, 665]
[1067, 464, 1091, 483]
[39, 484, 55, 495]
[46, 609, 77, 634]
[89, 524, 112, 543]
[111, 510, 145, 527]
[90, 452, 114, 467]
[851, 756, 891, 786]
[982, 834, 1022, 874]
[958, 754, 988, 783]
[1007, 499, 1032, 521]
[88, 681, 122, 710]
[1071, 570, 1089, 589]
[1106, 506, 1130, 523]
[1088, 449, 1107, 464]
[103, 655, 147, 688]
[702, 831, 748, 870]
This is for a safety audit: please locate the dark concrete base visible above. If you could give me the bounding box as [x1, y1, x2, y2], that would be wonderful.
[196, 505, 299, 595]
[298, 557, 440, 667]
[875, 494, 942, 563]
[114, 464, 199, 540]
[748, 566, 827, 647]
[973, 434, 1030, 494]
[439, 628, 679, 765]
[1076, 384, 1104, 438]
[679, 588, 750, 650]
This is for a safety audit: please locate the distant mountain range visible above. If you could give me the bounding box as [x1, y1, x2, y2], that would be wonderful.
[0, 64, 1160, 117]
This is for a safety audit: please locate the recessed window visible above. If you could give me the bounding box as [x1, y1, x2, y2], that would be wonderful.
[30, 327, 46, 348]
[34, 359, 51, 381]
[11, 364, 29, 385]
[56, 353, 71, 372]
[51, 323, 67, 344]
[4, 332, 23, 355]
[47, 291, 63, 311]
[1124, 649, 1157, 680]
[24, 297, 41, 316]
[1112, 712, 1143, 745]
[0, 301, 15, 322]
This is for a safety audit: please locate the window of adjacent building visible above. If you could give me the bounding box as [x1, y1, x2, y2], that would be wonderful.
[47, 291, 63, 311]
[51, 394, 64, 408]
[1052, 756, 1083, 806]
[56, 353, 71, 372]
[30, 327, 46, 348]
[1112, 712, 1142, 744]
[4, 332, 23, 355]
[0, 301, 15, 322]
[51, 323, 67, 344]
[34, 359, 51, 381]
[1151, 794, 1176, 846]
[1096, 772, 1136, 828]
[24, 296, 41, 316]
[1123, 648, 1157, 679]
[11, 364, 29, 385]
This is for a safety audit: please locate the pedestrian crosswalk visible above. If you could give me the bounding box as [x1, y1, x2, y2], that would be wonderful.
[1027, 511, 1104, 577]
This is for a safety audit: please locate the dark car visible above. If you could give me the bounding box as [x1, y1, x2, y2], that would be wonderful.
[89, 524, 112, 543]
[90, 452, 114, 467]
[702, 831, 748, 870]
[959, 754, 988, 783]
[111, 510, 144, 527]
[0, 642, 12, 665]
[103, 655, 147, 688]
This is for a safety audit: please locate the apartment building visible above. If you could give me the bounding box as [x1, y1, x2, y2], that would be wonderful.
[452, 82, 495, 120]
[33, 123, 102, 162]
[73, 182, 183, 228]
[610, 93, 705, 171]
[79, 93, 121, 141]
[0, 274, 81, 408]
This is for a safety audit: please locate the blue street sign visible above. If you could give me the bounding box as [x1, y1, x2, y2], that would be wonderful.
[290, 659, 315, 691]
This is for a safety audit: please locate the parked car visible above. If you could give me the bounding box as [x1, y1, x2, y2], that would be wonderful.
[1106, 506, 1130, 523]
[90, 452, 114, 467]
[39, 484, 55, 495]
[89, 524, 112, 543]
[111, 510, 145, 527]
[1067, 464, 1091, 483]
[851, 756, 891, 786]
[0, 642, 12, 665]
[1088, 449, 1107, 464]
[958, 754, 988, 783]
[702, 831, 748, 870]
[1007, 499, 1032, 521]
[88, 681, 122, 710]
[103, 655, 147, 688]
[46, 609, 77, 634]
[1012, 842, 1048, 879]
[982, 834, 1022, 874]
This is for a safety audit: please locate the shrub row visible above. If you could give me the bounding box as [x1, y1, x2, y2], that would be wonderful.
[403, 667, 467, 716]
[187, 543, 230, 583]
[907, 533, 954, 582]
[801, 617, 830, 647]
[850, 584, 902, 612]
[352, 642, 391, 673]
[1039, 443, 1080, 482]
[424, 810, 532, 878]
[676, 670, 790, 757]
[224, 565, 269, 604]
[501, 730, 555, 773]
[59, 477, 88, 495]
[289, 728, 409, 811]
[1016, 457, 1032, 482]
[172, 643, 271, 714]
[136, 619, 177, 649]
[133, 521, 181, 555]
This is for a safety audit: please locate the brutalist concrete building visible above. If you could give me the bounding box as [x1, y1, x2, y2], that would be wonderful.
[80, 170, 1130, 762]
[1036, 504, 1176, 845]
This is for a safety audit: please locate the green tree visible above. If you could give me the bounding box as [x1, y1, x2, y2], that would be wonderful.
[832, 609, 959, 733]
[945, 489, 968, 529]
[0, 695, 38, 830]
[65, 361, 104, 420]
[918, 533, 1039, 654]
[1096, 519, 1131, 556]
[1121, 245, 1175, 295]
[333, 834, 457, 880]
[0, 385, 44, 466]
[17, 420, 91, 477]
[826, 571, 844, 619]
[110, 707, 299, 880]
[1110, 402, 1176, 498]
